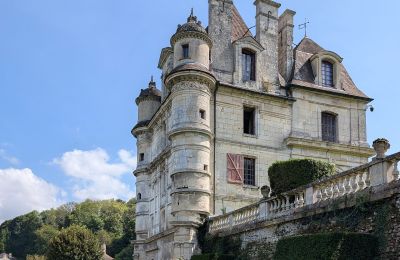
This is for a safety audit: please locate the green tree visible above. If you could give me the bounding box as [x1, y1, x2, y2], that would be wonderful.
[47, 225, 103, 260]
[34, 225, 60, 255]
[6, 211, 42, 258]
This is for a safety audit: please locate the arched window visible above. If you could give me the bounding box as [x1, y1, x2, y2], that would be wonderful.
[137, 193, 142, 200]
[321, 112, 337, 142]
[321, 61, 334, 87]
[242, 49, 256, 81]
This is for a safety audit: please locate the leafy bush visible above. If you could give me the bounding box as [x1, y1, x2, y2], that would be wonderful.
[273, 233, 378, 260]
[268, 159, 335, 195]
[46, 225, 103, 260]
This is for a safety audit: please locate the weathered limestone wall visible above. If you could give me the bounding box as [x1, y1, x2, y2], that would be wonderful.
[214, 86, 292, 214]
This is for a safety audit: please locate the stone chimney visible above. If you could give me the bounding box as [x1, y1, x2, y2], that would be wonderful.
[208, 0, 234, 82]
[254, 0, 281, 91]
[278, 9, 296, 82]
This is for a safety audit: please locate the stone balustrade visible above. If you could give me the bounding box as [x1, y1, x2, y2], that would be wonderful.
[209, 151, 400, 234]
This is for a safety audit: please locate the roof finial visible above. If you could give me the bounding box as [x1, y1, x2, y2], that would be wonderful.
[149, 75, 156, 87]
[187, 8, 197, 23]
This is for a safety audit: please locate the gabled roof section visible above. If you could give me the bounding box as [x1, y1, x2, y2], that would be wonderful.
[231, 4, 252, 42]
[294, 37, 323, 54]
[291, 37, 371, 100]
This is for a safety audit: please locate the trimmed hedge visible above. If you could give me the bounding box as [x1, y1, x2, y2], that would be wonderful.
[268, 159, 335, 195]
[274, 233, 379, 260]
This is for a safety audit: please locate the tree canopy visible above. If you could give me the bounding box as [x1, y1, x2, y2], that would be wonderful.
[0, 199, 136, 259]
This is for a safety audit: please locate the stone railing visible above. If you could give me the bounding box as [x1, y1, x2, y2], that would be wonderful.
[209, 148, 400, 234]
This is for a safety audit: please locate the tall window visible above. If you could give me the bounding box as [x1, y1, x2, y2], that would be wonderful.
[322, 112, 337, 142]
[242, 49, 256, 81]
[182, 44, 189, 59]
[243, 107, 255, 135]
[321, 61, 334, 87]
[244, 157, 255, 186]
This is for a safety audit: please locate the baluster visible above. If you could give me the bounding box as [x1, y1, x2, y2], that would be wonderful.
[332, 182, 339, 198]
[393, 161, 399, 181]
[351, 174, 359, 193]
[365, 171, 371, 187]
[338, 178, 345, 196]
[316, 187, 322, 202]
[284, 195, 290, 210]
[358, 172, 366, 190]
[321, 185, 328, 200]
[344, 176, 352, 194]
[325, 182, 333, 199]
[298, 192, 305, 207]
[276, 198, 282, 212]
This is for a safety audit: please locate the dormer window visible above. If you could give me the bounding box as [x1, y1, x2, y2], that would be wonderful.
[242, 49, 256, 81]
[310, 51, 343, 88]
[322, 61, 334, 87]
[182, 44, 189, 59]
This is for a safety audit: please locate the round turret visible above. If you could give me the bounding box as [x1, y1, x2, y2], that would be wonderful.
[164, 10, 216, 230]
[170, 9, 212, 70]
[135, 77, 161, 123]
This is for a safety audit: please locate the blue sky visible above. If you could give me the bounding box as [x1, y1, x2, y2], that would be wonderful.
[0, 0, 399, 222]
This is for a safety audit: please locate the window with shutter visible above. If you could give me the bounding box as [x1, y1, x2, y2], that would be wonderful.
[227, 153, 244, 184]
[322, 112, 337, 142]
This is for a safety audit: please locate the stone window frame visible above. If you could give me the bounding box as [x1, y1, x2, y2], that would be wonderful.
[310, 51, 343, 89]
[233, 37, 264, 89]
[242, 103, 259, 138]
[321, 111, 339, 143]
[243, 156, 256, 186]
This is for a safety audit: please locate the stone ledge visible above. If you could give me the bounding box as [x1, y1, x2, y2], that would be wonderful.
[285, 136, 375, 157]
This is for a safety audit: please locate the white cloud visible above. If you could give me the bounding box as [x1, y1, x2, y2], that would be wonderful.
[53, 148, 136, 201]
[0, 168, 63, 223]
[0, 149, 19, 165]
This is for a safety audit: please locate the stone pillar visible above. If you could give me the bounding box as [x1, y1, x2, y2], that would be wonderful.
[369, 138, 395, 186]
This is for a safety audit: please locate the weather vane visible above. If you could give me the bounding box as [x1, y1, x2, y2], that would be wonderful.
[299, 18, 310, 37]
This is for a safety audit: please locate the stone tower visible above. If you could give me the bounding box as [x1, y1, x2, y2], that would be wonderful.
[164, 11, 216, 257]
[133, 78, 161, 241]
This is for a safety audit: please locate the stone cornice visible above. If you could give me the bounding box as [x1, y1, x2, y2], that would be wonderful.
[254, 0, 281, 8]
[170, 31, 212, 48]
[290, 81, 374, 102]
[285, 136, 375, 157]
[165, 70, 217, 92]
[168, 127, 213, 139]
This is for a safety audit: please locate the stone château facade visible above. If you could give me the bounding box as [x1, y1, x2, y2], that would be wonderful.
[131, 1, 374, 259]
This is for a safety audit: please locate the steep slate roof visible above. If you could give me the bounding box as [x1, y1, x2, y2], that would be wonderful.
[291, 37, 371, 100]
[231, 4, 252, 42]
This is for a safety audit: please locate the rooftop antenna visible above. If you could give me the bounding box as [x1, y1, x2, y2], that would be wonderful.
[298, 18, 310, 37]
[190, 7, 194, 17]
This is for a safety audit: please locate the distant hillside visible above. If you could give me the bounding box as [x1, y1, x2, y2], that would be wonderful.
[0, 199, 136, 259]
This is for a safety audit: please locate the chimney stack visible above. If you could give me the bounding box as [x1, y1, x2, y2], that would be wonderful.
[208, 0, 234, 82]
[254, 0, 281, 92]
[278, 9, 296, 82]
